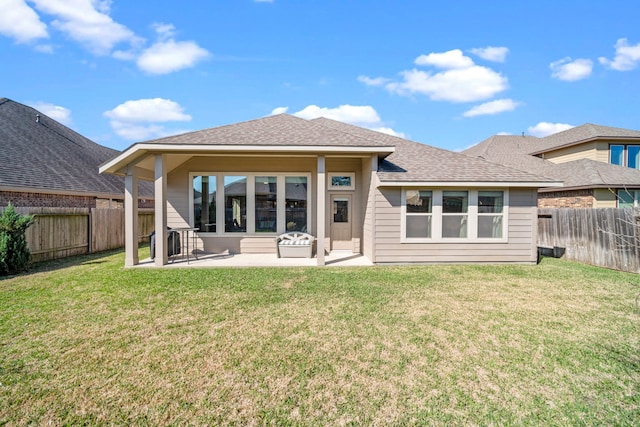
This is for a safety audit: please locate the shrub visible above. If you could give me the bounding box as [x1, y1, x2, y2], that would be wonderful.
[0, 203, 34, 276]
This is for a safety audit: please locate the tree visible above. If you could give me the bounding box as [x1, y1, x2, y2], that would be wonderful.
[0, 203, 34, 275]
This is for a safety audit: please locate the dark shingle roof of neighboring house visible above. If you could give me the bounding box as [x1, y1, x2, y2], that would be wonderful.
[311, 117, 555, 184]
[0, 98, 151, 198]
[529, 123, 640, 155]
[463, 133, 640, 190]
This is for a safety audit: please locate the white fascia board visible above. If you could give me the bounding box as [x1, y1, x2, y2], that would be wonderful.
[99, 143, 394, 175]
[99, 144, 148, 175]
[378, 180, 564, 188]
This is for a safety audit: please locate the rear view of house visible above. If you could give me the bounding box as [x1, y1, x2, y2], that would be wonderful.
[100, 114, 559, 266]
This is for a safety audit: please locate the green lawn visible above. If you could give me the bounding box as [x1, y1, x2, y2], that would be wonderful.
[1, 249, 639, 425]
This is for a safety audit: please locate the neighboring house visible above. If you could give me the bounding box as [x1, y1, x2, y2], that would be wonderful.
[101, 114, 559, 266]
[0, 98, 153, 209]
[464, 124, 640, 208]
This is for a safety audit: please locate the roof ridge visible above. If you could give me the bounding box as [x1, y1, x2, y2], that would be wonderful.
[142, 113, 308, 144]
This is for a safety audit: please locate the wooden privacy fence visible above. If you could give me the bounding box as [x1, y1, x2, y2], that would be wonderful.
[5, 207, 155, 263]
[538, 208, 640, 273]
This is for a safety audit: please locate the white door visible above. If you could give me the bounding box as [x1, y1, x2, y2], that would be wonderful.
[330, 194, 352, 250]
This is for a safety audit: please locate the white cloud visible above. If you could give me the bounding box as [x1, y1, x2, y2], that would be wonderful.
[30, 101, 72, 125]
[386, 66, 508, 103]
[527, 122, 574, 137]
[104, 98, 191, 122]
[365, 49, 508, 103]
[30, 0, 140, 55]
[1, 3, 209, 75]
[275, 104, 405, 137]
[104, 98, 192, 140]
[415, 49, 474, 69]
[469, 46, 509, 62]
[0, 0, 48, 43]
[369, 127, 406, 138]
[550, 57, 593, 81]
[598, 38, 640, 71]
[134, 23, 210, 74]
[293, 104, 381, 124]
[357, 75, 391, 86]
[151, 22, 177, 40]
[270, 106, 289, 115]
[462, 98, 520, 117]
[137, 39, 210, 74]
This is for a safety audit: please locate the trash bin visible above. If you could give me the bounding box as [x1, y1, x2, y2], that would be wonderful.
[150, 228, 181, 259]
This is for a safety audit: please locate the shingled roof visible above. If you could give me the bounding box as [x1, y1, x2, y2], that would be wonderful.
[0, 98, 151, 198]
[142, 113, 395, 149]
[102, 113, 558, 186]
[463, 133, 640, 190]
[311, 117, 555, 184]
[530, 123, 640, 155]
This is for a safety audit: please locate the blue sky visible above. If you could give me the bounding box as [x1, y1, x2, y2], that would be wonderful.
[1, 0, 640, 152]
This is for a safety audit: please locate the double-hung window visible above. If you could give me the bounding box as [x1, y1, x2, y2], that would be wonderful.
[610, 144, 640, 169]
[442, 191, 468, 238]
[405, 190, 432, 238]
[477, 191, 504, 238]
[402, 189, 507, 242]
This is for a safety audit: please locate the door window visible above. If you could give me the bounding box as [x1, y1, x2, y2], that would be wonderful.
[333, 199, 349, 223]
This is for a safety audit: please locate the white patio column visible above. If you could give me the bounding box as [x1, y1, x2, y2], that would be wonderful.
[124, 166, 139, 267]
[316, 155, 326, 266]
[154, 154, 168, 266]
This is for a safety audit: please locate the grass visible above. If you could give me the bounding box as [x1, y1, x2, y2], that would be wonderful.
[1, 249, 639, 426]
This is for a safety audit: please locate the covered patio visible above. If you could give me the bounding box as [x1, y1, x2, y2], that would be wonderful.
[133, 250, 373, 268]
[99, 115, 392, 268]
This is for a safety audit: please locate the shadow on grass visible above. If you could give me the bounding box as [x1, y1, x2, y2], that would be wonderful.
[0, 246, 132, 281]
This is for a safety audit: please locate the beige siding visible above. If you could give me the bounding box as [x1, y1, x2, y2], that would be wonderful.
[543, 141, 609, 164]
[593, 188, 618, 208]
[167, 167, 190, 229]
[373, 187, 539, 264]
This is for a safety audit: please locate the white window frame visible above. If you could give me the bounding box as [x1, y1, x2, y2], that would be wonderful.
[189, 172, 312, 235]
[401, 188, 509, 243]
[617, 189, 640, 208]
[610, 144, 640, 169]
[404, 190, 434, 239]
[328, 172, 355, 190]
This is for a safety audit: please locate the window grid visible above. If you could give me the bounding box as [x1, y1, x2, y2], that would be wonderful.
[610, 144, 640, 169]
[402, 189, 507, 242]
[190, 173, 311, 235]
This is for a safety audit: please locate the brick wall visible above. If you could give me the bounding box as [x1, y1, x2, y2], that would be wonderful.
[1, 191, 154, 209]
[95, 198, 124, 209]
[538, 189, 595, 208]
[0, 191, 96, 208]
[95, 198, 154, 209]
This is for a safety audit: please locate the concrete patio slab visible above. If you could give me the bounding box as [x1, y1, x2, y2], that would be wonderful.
[133, 250, 373, 268]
